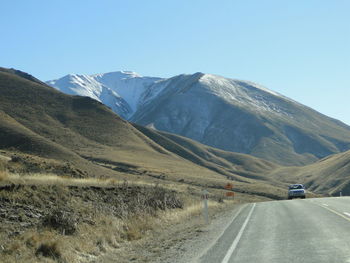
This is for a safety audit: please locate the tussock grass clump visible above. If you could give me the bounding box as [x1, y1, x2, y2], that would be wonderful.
[124, 184, 184, 216]
[123, 215, 154, 241]
[42, 209, 77, 235]
[35, 240, 62, 260]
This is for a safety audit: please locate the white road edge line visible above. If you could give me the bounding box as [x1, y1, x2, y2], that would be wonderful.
[343, 212, 350, 217]
[196, 205, 246, 262]
[221, 203, 256, 263]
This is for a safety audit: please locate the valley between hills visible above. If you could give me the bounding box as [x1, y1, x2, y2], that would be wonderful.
[1, 67, 350, 262]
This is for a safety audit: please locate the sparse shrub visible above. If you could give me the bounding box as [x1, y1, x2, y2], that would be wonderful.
[35, 240, 61, 260]
[142, 185, 184, 211]
[217, 196, 224, 203]
[10, 155, 22, 163]
[106, 184, 184, 218]
[42, 209, 77, 235]
[96, 238, 107, 252]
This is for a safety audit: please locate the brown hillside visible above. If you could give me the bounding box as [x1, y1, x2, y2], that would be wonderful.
[269, 150, 350, 196]
[0, 68, 288, 198]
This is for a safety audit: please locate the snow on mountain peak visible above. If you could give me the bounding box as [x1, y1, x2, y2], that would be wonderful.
[198, 73, 291, 116]
[47, 70, 296, 120]
[120, 71, 141, 77]
[200, 73, 281, 97]
[47, 71, 166, 119]
[92, 70, 141, 79]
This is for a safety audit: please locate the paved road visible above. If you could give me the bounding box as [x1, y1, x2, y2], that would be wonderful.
[199, 197, 350, 263]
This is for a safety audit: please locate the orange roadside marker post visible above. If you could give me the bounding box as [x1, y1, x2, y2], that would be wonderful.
[224, 183, 234, 199]
[224, 183, 233, 190]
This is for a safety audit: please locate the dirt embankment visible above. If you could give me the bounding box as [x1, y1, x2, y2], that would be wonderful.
[0, 178, 184, 263]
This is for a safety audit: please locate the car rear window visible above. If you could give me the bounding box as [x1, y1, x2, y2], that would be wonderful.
[289, 185, 304, 190]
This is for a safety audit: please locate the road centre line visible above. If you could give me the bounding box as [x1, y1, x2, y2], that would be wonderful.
[312, 202, 350, 223]
[221, 203, 256, 263]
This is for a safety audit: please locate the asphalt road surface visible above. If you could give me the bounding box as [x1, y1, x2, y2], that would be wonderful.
[200, 197, 350, 263]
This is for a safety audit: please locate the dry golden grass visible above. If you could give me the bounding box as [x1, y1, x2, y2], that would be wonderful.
[0, 172, 212, 201]
[0, 154, 11, 162]
[158, 200, 225, 225]
[0, 170, 8, 182]
[0, 173, 152, 188]
[64, 199, 235, 260]
[0, 160, 8, 181]
[1, 230, 66, 263]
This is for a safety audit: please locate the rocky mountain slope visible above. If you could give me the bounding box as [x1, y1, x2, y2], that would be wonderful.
[48, 71, 350, 166]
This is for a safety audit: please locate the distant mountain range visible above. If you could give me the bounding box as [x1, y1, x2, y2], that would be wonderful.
[48, 71, 350, 166]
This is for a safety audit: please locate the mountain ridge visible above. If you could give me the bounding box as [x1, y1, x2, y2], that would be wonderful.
[48, 70, 350, 166]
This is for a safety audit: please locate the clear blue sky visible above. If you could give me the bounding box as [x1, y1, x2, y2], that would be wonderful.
[1, 0, 349, 124]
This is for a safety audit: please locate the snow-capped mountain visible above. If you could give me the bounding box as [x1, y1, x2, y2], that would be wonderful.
[47, 71, 164, 119]
[47, 71, 350, 165]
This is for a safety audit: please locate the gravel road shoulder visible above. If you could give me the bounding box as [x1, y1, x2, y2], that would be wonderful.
[100, 202, 246, 263]
[153, 203, 245, 263]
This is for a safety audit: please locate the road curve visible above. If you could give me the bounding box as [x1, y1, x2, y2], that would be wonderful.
[199, 197, 350, 263]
